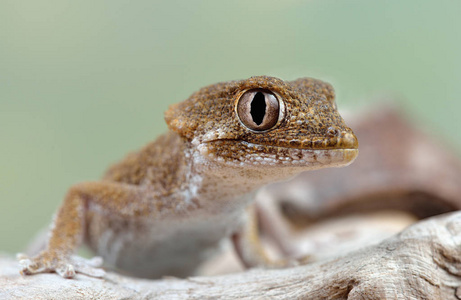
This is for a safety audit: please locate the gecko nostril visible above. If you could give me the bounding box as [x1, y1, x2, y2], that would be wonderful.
[326, 126, 339, 137]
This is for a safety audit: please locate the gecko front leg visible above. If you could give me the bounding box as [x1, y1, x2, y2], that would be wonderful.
[232, 205, 300, 269]
[19, 181, 157, 278]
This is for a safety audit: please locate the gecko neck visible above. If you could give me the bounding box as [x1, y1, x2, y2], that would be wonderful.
[128, 131, 310, 214]
[183, 141, 307, 211]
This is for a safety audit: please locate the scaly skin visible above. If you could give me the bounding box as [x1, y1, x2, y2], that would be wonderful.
[19, 76, 358, 279]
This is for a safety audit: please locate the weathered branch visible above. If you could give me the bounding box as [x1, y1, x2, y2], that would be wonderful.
[2, 211, 461, 299]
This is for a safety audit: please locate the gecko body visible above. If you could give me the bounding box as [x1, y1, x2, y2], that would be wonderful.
[19, 76, 358, 278]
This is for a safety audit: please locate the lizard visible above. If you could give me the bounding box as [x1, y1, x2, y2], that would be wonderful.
[18, 76, 358, 279]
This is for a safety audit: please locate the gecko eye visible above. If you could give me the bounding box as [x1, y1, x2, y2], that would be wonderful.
[237, 89, 280, 131]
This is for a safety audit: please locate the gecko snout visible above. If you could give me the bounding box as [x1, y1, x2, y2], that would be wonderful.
[336, 131, 358, 149]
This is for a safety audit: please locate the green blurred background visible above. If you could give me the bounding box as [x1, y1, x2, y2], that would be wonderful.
[1, 0, 460, 253]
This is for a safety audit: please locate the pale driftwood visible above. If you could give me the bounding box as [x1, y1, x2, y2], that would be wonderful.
[2, 211, 461, 299]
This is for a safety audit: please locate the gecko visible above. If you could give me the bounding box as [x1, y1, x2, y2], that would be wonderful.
[18, 76, 358, 279]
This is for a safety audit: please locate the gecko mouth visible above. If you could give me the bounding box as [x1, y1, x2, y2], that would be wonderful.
[238, 142, 358, 167]
[199, 136, 359, 169]
[250, 131, 359, 151]
[203, 131, 358, 151]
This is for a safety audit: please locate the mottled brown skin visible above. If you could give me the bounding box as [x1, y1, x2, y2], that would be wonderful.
[19, 76, 358, 279]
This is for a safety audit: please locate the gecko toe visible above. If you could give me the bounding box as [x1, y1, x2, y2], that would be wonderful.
[57, 264, 76, 278]
[70, 255, 106, 278]
[18, 257, 44, 275]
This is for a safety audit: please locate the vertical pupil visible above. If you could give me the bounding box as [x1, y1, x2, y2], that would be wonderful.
[250, 92, 266, 125]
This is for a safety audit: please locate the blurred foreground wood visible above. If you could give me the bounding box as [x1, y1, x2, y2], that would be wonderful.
[1, 211, 461, 299]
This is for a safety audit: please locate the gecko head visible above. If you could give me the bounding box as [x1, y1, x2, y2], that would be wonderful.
[165, 76, 358, 171]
